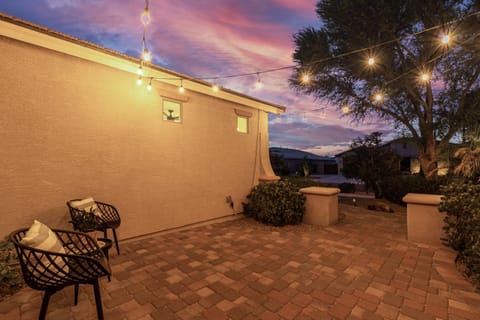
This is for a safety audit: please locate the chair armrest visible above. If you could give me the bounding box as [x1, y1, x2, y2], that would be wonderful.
[55, 229, 101, 255]
[96, 201, 121, 223]
[54, 229, 111, 278]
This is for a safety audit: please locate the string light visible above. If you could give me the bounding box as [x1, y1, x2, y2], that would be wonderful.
[420, 72, 430, 82]
[140, 0, 151, 26]
[255, 73, 263, 89]
[179, 79, 185, 93]
[140, 0, 152, 64]
[441, 33, 451, 45]
[374, 92, 384, 102]
[142, 49, 152, 62]
[147, 78, 152, 91]
[132, 3, 479, 100]
[301, 73, 311, 84]
[341, 104, 351, 114]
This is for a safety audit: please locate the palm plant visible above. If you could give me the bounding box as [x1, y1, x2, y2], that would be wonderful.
[454, 125, 480, 181]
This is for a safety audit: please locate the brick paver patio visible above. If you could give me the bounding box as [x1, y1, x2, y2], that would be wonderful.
[1, 203, 480, 319]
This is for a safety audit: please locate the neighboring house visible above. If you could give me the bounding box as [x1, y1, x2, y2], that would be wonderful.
[270, 147, 338, 175]
[336, 137, 452, 175]
[0, 14, 284, 239]
[381, 138, 421, 174]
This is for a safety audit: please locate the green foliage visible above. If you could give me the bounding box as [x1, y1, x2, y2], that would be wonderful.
[291, 0, 480, 178]
[342, 132, 400, 197]
[0, 237, 22, 299]
[338, 182, 355, 193]
[282, 176, 325, 190]
[440, 181, 480, 285]
[380, 174, 452, 204]
[243, 181, 306, 226]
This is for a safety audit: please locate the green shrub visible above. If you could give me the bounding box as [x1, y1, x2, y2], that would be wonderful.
[440, 181, 480, 286]
[281, 177, 325, 190]
[0, 237, 23, 300]
[243, 181, 306, 226]
[338, 182, 355, 193]
[380, 174, 452, 204]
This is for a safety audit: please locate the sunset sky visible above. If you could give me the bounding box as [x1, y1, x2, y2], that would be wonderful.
[0, 0, 395, 156]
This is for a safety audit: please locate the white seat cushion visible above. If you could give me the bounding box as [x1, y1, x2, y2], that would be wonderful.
[70, 197, 102, 217]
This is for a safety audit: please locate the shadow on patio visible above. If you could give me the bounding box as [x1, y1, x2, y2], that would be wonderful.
[1, 204, 480, 320]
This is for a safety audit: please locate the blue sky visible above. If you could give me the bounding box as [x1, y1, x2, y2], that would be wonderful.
[0, 0, 395, 155]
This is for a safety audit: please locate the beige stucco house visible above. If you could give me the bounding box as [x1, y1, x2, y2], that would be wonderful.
[0, 13, 284, 240]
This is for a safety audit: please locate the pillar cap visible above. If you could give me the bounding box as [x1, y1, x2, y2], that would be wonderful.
[300, 187, 341, 196]
[402, 193, 442, 205]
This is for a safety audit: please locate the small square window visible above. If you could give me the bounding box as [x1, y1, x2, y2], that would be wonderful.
[163, 100, 182, 123]
[237, 116, 248, 133]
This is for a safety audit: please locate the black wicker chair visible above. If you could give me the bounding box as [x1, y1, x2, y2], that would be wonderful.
[67, 199, 121, 254]
[10, 228, 111, 320]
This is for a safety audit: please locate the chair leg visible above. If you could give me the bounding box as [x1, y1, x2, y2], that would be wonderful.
[92, 278, 104, 320]
[74, 283, 79, 305]
[112, 228, 120, 255]
[39, 290, 54, 320]
[103, 229, 107, 239]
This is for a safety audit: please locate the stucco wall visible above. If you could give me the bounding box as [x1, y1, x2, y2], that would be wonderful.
[0, 35, 271, 239]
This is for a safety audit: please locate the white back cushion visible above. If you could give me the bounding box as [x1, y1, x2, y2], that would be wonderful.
[20, 219, 65, 253]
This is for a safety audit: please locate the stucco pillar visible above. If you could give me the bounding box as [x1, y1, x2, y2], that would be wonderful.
[300, 187, 341, 226]
[402, 193, 445, 246]
[257, 111, 280, 183]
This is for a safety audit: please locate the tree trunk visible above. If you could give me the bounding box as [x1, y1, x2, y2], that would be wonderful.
[418, 81, 438, 180]
[418, 136, 438, 179]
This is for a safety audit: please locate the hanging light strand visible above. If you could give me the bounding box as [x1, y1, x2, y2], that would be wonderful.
[137, 8, 479, 95]
[137, 0, 151, 87]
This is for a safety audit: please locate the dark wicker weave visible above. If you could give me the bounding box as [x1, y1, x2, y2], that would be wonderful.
[10, 228, 111, 320]
[67, 199, 121, 254]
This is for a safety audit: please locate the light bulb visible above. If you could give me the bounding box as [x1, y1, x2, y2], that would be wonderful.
[341, 104, 351, 114]
[141, 9, 151, 26]
[255, 73, 263, 89]
[374, 93, 383, 102]
[179, 85, 185, 93]
[212, 84, 219, 92]
[137, 76, 143, 86]
[442, 34, 450, 45]
[142, 50, 152, 62]
[147, 84, 152, 91]
[368, 57, 375, 66]
[301, 73, 310, 84]
[137, 65, 143, 76]
[421, 73, 430, 82]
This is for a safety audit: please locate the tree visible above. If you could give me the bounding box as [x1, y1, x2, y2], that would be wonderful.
[342, 132, 400, 197]
[291, 0, 480, 179]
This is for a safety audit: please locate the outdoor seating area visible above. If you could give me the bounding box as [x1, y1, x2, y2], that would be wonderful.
[2, 203, 479, 320]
